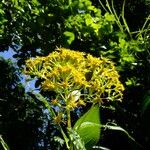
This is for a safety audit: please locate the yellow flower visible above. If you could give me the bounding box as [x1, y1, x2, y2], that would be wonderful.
[77, 99, 86, 106]
[51, 99, 59, 106]
[61, 81, 70, 88]
[93, 97, 102, 104]
[53, 112, 65, 124]
[66, 100, 78, 110]
[87, 54, 102, 68]
[24, 48, 124, 107]
[41, 80, 56, 91]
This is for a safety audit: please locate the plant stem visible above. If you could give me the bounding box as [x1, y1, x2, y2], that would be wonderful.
[101, 125, 144, 149]
[98, 0, 107, 12]
[34, 93, 70, 149]
[121, 0, 132, 38]
[59, 127, 70, 149]
[0, 135, 9, 150]
[67, 110, 71, 128]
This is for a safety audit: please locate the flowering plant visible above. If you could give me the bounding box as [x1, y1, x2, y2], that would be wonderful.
[24, 48, 124, 149]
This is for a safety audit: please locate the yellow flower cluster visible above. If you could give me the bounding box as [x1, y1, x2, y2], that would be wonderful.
[25, 48, 124, 110]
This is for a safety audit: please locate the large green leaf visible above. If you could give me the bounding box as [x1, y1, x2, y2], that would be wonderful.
[141, 92, 150, 114]
[141, 92, 150, 135]
[73, 104, 101, 150]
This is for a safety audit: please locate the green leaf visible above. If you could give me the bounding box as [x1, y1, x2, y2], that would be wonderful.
[141, 92, 150, 114]
[73, 104, 101, 150]
[141, 92, 150, 136]
[54, 136, 64, 147]
[104, 13, 115, 22]
[85, 17, 92, 26]
[63, 31, 75, 45]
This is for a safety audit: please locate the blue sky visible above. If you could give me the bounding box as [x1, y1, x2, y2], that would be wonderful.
[0, 48, 36, 92]
[0, 47, 16, 60]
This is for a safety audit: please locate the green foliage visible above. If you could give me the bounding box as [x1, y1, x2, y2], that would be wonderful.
[0, 57, 46, 150]
[141, 92, 150, 114]
[64, 3, 115, 40]
[63, 31, 75, 45]
[0, 3, 7, 35]
[73, 105, 100, 150]
[141, 92, 150, 136]
[0, 0, 147, 76]
[67, 128, 86, 150]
